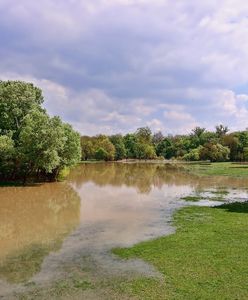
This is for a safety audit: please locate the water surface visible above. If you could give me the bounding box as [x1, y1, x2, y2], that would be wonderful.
[0, 163, 247, 297]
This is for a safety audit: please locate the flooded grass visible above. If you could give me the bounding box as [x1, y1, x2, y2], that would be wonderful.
[184, 162, 248, 177]
[113, 201, 248, 299]
[181, 195, 204, 202]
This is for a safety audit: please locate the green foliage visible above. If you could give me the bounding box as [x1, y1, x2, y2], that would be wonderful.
[123, 133, 138, 158]
[0, 80, 43, 137]
[135, 126, 152, 144]
[95, 147, 108, 161]
[0, 80, 81, 182]
[199, 142, 230, 162]
[156, 138, 175, 159]
[80, 136, 95, 160]
[183, 147, 202, 161]
[136, 143, 156, 159]
[109, 134, 126, 160]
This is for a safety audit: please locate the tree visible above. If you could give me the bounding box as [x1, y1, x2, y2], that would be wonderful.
[81, 136, 95, 160]
[109, 134, 126, 160]
[94, 135, 115, 161]
[95, 147, 108, 161]
[156, 138, 175, 159]
[222, 134, 239, 161]
[135, 127, 152, 144]
[0, 80, 81, 182]
[18, 110, 64, 176]
[0, 80, 44, 138]
[124, 134, 138, 158]
[215, 124, 229, 137]
[183, 147, 202, 161]
[136, 143, 156, 159]
[152, 131, 164, 145]
[59, 123, 81, 168]
[199, 142, 230, 162]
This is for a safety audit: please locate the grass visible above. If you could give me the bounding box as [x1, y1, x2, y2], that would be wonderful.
[184, 162, 248, 177]
[0, 243, 60, 283]
[181, 195, 204, 202]
[113, 201, 248, 299]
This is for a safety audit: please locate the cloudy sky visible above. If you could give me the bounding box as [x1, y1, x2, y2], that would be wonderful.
[1, 0, 248, 135]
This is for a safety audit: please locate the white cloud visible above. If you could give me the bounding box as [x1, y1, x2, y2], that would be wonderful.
[1, 1, 248, 134]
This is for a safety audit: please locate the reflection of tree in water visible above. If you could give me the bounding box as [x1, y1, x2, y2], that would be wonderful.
[69, 163, 248, 194]
[0, 183, 80, 283]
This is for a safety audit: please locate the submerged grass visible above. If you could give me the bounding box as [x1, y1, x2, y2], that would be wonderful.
[184, 162, 248, 177]
[113, 201, 248, 299]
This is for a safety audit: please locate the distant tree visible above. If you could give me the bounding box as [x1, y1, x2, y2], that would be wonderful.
[95, 147, 108, 161]
[124, 134, 138, 158]
[199, 142, 230, 162]
[183, 146, 203, 161]
[135, 127, 152, 144]
[192, 127, 206, 137]
[109, 134, 126, 160]
[156, 138, 175, 159]
[94, 135, 115, 161]
[222, 134, 239, 161]
[215, 124, 229, 137]
[152, 131, 164, 145]
[136, 143, 156, 159]
[81, 136, 95, 160]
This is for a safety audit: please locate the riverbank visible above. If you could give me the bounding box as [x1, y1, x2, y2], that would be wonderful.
[113, 201, 248, 299]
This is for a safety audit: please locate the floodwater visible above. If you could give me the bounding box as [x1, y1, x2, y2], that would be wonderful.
[0, 162, 248, 298]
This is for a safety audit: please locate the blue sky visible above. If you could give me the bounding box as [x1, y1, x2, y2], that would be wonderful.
[1, 0, 248, 135]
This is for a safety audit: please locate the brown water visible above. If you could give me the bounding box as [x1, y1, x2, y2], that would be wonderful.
[0, 163, 248, 297]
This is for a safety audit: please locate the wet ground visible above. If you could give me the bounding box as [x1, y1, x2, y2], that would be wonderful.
[0, 163, 248, 299]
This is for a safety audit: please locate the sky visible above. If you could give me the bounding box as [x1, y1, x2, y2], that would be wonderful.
[0, 0, 248, 136]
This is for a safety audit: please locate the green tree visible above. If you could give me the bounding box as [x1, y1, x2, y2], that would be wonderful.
[95, 147, 108, 161]
[109, 134, 126, 160]
[94, 135, 115, 161]
[0, 80, 81, 182]
[156, 138, 175, 159]
[81, 136, 95, 160]
[0, 80, 44, 138]
[136, 127, 152, 144]
[124, 134, 138, 158]
[200, 142, 230, 162]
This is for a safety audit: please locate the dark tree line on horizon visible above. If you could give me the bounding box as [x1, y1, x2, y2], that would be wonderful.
[81, 125, 248, 163]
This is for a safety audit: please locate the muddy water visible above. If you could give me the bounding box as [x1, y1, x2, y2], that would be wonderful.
[0, 163, 248, 297]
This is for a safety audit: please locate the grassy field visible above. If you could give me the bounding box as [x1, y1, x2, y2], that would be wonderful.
[183, 161, 248, 177]
[113, 202, 248, 299]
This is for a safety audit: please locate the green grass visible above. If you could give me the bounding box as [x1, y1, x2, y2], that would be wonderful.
[181, 195, 204, 202]
[184, 162, 248, 177]
[113, 202, 248, 299]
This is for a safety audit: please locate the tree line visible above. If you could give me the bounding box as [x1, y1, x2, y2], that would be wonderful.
[81, 125, 248, 162]
[0, 81, 81, 183]
[1, 80, 248, 184]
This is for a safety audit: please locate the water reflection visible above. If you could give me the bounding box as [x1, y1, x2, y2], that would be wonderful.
[0, 183, 80, 283]
[1, 162, 248, 293]
[69, 162, 248, 193]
